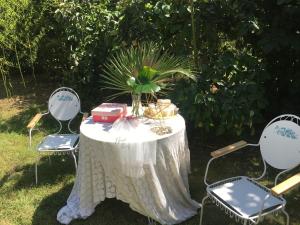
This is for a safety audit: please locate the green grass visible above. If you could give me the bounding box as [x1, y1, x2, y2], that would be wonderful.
[0, 88, 299, 225]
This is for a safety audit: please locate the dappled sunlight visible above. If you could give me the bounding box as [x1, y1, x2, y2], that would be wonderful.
[0, 101, 43, 134]
[0, 124, 299, 224]
[0, 155, 76, 190]
[0, 0, 299, 223]
[0, 156, 76, 225]
[0, 82, 299, 225]
[0, 133, 37, 179]
[188, 138, 300, 225]
[37, 134, 79, 150]
[0, 96, 31, 120]
[210, 177, 283, 218]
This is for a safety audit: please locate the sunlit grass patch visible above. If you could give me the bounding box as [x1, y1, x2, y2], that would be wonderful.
[0, 91, 299, 225]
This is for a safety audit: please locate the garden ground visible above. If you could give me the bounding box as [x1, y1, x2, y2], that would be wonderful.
[0, 83, 299, 225]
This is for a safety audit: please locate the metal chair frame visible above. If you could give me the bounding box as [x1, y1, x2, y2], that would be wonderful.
[199, 114, 300, 225]
[28, 87, 86, 184]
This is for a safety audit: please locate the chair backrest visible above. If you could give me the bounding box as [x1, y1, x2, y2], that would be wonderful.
[259, 114, 300, 170]
[48, 87, 81, 121]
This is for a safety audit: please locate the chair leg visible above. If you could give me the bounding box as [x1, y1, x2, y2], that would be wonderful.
[282, 208, 290, 225]
[48, 155, 52, 165]
[199, 195, 209, 225]
[71, 151, 77, 170]
[147, 217, 157, 225]
[35, 161, 38, 185]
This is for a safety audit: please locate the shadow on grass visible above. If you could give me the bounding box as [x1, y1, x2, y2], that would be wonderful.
[31, 187, 149, 225]
[0, 104, 84, 135]
[0, 154, 77, 190]
[28, 142, 268, 225]
[34, 197, 152, 225]
[0, 106, 43, 134]
[32, 182, 74, 225]
[29, 154, 198, 225]
[0, 75, 56, 100]
[285, 190, 300, 225]
[188, 137, 300, 225]
[0, 163, 32, 189]
[0, 77, 85, 135]
[2, 130, 298, 225]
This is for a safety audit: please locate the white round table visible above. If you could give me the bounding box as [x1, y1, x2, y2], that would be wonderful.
[57, 115, 199, 224]
[81, 114, 186, 142]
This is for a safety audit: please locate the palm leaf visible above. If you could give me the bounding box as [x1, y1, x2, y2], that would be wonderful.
[101, 42, 197, 99]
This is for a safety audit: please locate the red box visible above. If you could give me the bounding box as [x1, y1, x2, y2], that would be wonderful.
[91, 103, 127, 123]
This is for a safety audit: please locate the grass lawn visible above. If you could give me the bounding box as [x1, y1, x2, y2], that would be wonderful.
[0, 85, 299, 225]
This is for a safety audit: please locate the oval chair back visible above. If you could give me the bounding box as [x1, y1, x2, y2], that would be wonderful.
[48, 87, 81, 121]
[259, 114, 300, 170]
[48, 87, 81, 134]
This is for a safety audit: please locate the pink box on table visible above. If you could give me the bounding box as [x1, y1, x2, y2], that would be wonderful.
[91, 103, 127, 123]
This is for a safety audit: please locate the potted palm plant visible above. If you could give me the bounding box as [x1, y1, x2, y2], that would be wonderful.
[102, 42, 196, 116]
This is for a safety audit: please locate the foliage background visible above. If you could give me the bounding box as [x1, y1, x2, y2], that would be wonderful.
[1, 0, 300, 136]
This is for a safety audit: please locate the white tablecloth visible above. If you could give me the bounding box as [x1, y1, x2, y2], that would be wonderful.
[57, 115, 199, 224]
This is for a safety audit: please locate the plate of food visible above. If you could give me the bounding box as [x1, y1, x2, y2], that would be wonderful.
[143, 99, 178, 119]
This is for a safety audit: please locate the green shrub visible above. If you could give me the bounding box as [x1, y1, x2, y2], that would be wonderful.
[1, 0, 299, 137]
[0, 0, 32, 95]
[173, 48, 268, 136]
[0, 0, 54, 95]
[53, 1, 121, 85]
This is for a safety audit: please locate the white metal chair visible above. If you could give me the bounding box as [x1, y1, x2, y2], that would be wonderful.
[27, 87, 88, 184]
[199, 114, 300, 225]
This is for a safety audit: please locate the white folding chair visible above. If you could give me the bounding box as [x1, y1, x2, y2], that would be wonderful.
[27, 87, 88, 184]
[199, 114, 300, 225]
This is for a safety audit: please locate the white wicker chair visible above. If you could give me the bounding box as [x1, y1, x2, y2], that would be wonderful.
[199, 114, 300, 225]
[27, 87, 88, 184]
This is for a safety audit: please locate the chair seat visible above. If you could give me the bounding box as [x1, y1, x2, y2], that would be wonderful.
[207, 176, 285, 219]
[37, 134, 79, 151]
